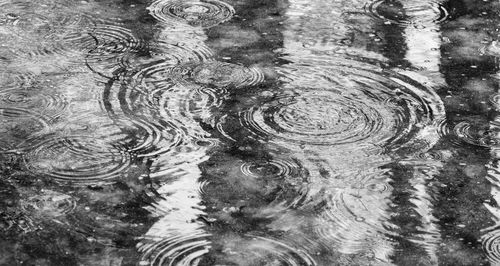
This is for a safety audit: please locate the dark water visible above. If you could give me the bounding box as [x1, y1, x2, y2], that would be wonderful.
[0, 0, 499, 265]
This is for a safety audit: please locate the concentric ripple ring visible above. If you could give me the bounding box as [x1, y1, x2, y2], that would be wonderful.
[148, 0, 235, 28]
[24, 136, 132, 185]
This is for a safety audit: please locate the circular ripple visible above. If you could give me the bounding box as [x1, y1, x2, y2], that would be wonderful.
[148, 0, 235, 28]
[490, 94, 500, 111]
[153, 84, 226, 140]
[315, 187, 394, 256]
[0, 108, 50, 153]
[365, 0, 450, 25]
[452, 119, 496, 147]
[84, 25, 146, 78]
[240, 89, 386, 146]
[240, 159, 299, 179]
[127, 41, 214, 92]
[0, 87, 68, 120]
[482, 230, 500, 264]
[102, 81, 199, 158]
[20, 190, 76, 217]
[171, 61, 265, 88]
[217, 56, 445, 154]
[480, 41, 500, 57]
[24, 136, 132, 185]
[220, 235, 317, 266]
[138, 232, 212, 266]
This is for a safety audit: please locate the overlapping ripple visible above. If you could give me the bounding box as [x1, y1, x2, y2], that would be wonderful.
[312, 171, 394, 258]
[148, 0, 235, 28]
[83, 25, 146, 78]
[126, 41, 214, 92]
[20, 190, 77, 217]
[24, 136, 132, 185]
[240, 159, 299, 179]
[0, 108, 50, 153]
[482, 229, 500, 265]
[218, 55, 444, 154]
[0, 86, 68, 120]
[138, 232, 212, 266]
[365, 0, 450, 26]
[220, 235, 317, 266]
[439, 116, 496, 147]
[103, 79, 219, 157]
[170, 61, 265, 89]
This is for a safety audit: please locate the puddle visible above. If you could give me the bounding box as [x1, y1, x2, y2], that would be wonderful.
[0, 0, 498, 265]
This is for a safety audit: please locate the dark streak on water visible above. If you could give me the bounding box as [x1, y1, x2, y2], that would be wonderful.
[0, 0, 499, 265]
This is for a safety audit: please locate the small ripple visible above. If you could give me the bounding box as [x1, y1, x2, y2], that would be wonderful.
[170, 61, 265, 88]
[365, 0, 450, 26]
[153, 84, 226, 140]
[138, 232, 212, 266]
[482, 229, 500, 264]
[490, 94, 500, 111]
[20, 190, 76, 217]
[413, 151, 445, 161]
[315, 189, 394, 257]
[480, 41, 500, 57]
[219, 234, 317, 266]
[149, 40, 214, 63]
[128, 41, 214, 91]
[0, 107, 50, 153]
[0, 87, 68, 120]
[103, 80, 216, 158]
[24, 136, 132, 185]
[84, 25, 146, 78]
[148, 0, 235, 28]
[0, 71, 35, 91]
[240, 159, 300, 179]
[451, 120, 497, 147]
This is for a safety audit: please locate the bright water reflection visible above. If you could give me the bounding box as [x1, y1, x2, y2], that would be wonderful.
[0, 0, 498, 265]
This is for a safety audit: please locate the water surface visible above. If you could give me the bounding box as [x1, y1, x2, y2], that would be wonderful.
[0, 0, 499, 265]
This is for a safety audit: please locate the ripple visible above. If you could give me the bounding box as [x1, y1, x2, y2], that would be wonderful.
[128, 41, 214, 91]
[153, 84, 226, 139]
[480, 41, 500, 57]
[490, 94, 500, 111]
[24, 136, 132, 185]
[452, 120, 497, 147]
[413, 151, 445, 161]
[315, 188, 394, 256]
[218, 56, 444, 154]
[219, 234, 317, 266]
[138, 232, 212, 266]
[148, 0, 235, 28]
[102, 80, 214, 158]
[0, 87, 68, 120]
[20, 190, 76, 217]
[482, 229, 500, 264]
[365, 0, 450, 26]
[0, 108, 50, 153]
[84, 25, 146, 78]
[149, 40, 214, 63]
[170, 61, 265, 88]
[240, 89, 386, 146]
[240, 160, 296, 179]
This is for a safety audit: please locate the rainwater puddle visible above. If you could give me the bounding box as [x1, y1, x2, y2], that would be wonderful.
[0, 0, 498, 265]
